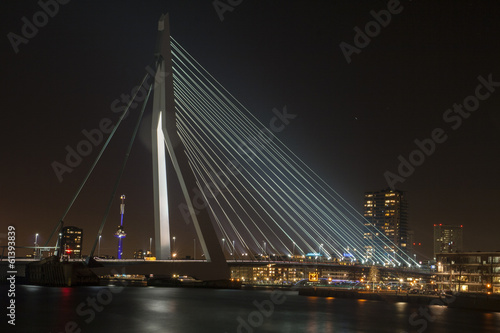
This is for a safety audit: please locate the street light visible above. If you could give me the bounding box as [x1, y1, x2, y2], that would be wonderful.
[58, 232, 62, 257]
[35, 233, 39, 258]
[149, 237, 152, 257]
[232, 240, 235, 260]
[172, 236, 176, 260]
[98, 235, 102, 257]
[292, 241, 295, 260]
[222, 238, 225, 256]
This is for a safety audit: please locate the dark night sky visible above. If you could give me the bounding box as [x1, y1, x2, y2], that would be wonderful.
[1, 0, 499, 260]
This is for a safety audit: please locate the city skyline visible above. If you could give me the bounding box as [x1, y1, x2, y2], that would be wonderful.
[1, 1, 500, 260]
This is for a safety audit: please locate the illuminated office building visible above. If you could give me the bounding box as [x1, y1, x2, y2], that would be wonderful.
[61, 226, 83, 258]
[433, 224, 463, 258]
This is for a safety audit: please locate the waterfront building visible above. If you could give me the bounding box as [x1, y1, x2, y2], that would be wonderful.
[61, 226, 83, 258]
[435, 251, 500, 293]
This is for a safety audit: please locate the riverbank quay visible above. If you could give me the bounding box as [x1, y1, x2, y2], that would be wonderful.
[298, 287, 500, 312]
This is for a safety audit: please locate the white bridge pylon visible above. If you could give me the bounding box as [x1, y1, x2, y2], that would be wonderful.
[151, 14, 226, 265]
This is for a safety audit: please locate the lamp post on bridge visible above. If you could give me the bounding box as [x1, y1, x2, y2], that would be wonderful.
[222, 238, 225, 257]
[58, 232, 62, 258]
[34, 233, 39, 259]
[98, 235, 102, 257]
[172, 236, 176, 260]
[292, 241, 295, 261]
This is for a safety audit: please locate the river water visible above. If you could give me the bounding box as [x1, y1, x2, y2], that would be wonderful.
[3, 285, 500, 333]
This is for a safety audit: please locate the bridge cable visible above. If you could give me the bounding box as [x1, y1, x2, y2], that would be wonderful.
[89, 80, 153, 258]
[44, 72, 151, 251]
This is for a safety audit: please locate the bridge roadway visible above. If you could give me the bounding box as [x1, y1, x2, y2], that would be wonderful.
[1, 258, 432, 282]
[91, 259, 430, 276]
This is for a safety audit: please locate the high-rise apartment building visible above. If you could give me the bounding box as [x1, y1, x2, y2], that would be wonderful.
[61, 226, 83, 258]
[433, 224, 463, 258]
[363, 189, 409, 257]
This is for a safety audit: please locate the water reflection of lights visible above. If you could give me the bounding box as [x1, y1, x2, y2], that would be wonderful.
[23, 285, 43, 292]
[428, 304, 446, 316]
[394, 302, 407, 310]
[144, 299, 176, 313]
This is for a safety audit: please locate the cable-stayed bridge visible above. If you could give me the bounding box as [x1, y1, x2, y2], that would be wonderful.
[36, 14, 419, 281]
[169, 36, 414, 266]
